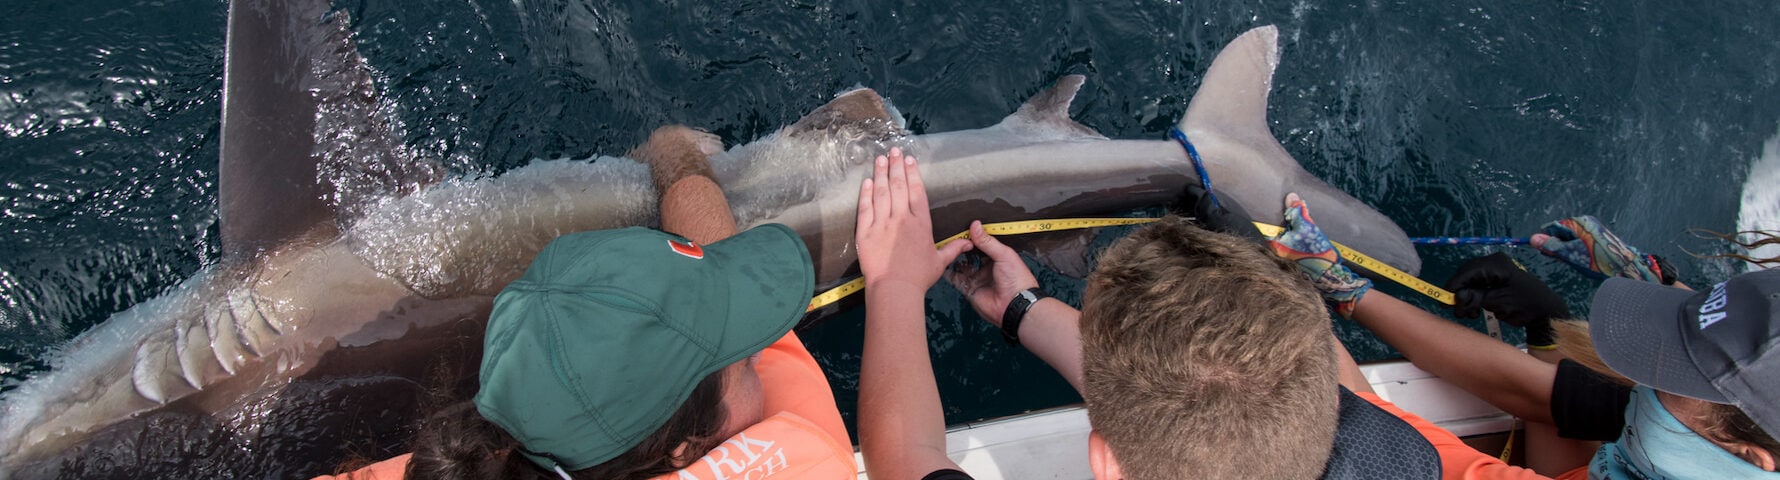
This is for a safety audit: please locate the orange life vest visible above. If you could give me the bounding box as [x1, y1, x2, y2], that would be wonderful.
[647, 411, 855, 480]
[312, 453, 409, 480]
[312, 332, 856, 480]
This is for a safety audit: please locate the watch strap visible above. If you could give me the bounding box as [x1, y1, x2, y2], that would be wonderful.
[1000, 288, 1045, 347]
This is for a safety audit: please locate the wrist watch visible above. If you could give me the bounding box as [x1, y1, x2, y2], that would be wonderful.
[1000, 287, 1046, 347]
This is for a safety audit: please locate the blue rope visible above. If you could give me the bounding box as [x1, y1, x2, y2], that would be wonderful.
[1167, 128, 1220, 209]
[1410, 236, 1531, 246]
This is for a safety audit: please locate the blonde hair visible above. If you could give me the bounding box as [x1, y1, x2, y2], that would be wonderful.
[1552, 320, 1629, 386]
[1080, 216, 1338, 480]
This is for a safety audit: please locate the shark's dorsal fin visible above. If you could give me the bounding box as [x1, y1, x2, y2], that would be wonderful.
[786, 88, 905, 140]
[996, 75, 1106, 140]
[219, 0, 441, 259]
[1180, 26, 1280, 145]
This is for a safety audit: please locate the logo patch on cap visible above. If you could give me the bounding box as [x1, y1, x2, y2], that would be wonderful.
[1698, 282, 1729, 330]
[669, 239, 704, 259]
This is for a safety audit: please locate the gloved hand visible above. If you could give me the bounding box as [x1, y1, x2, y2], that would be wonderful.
[1266, 193, 1372, 318]
[1173, 183, 1265, 241]
[1531, 215, 1677, 285]
[1444, 253, 1572, 348]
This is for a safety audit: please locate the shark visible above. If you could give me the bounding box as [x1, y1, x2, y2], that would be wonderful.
[0, 1, 1418, 476]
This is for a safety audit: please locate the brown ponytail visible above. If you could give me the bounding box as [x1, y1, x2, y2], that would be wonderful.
[406, 369, 731, 480]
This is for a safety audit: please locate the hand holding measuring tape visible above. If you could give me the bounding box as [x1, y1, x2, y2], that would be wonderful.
[942, 221, 1040, 328]
[1444, 252, 1571, 349]
[1264, 193, 1374, 318]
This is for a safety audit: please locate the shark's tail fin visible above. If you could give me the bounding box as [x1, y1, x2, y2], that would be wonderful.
[1176, 25, 1422, 275]
[1179, 26, 1280, 147]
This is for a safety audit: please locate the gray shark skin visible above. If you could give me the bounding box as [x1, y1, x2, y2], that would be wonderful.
[745, 26, 1419, 285]
[0, 14, 1418, 478]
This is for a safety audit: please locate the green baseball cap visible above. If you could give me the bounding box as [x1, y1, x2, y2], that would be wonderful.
[473, 224, 814, 472]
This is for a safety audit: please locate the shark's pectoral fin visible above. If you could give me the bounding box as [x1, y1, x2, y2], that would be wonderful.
[220, 0, 441, 258]
[786, 88, 906, 141]
[1180, 26, 1279, 146]
[996, 75, 1107, 140]
[219, 0, 336, 257]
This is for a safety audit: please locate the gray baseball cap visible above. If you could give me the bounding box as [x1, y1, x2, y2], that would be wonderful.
[1590, 269, 1780, 439]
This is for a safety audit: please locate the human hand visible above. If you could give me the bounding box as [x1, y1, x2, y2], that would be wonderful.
[1266, 193, 1372, 318]
[942, 221, 1041, 328]
[1530, 215, 1677, 284]
[1443, 252, 1571, 348]
[855, 147, 974, 292]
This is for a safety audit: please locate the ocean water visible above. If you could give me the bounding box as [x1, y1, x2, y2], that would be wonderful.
[3, 0, 1778, 476]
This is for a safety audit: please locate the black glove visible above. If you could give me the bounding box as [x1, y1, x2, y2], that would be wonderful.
[1173, 183, 1264, 241]
[1444, 253, 1571, 348]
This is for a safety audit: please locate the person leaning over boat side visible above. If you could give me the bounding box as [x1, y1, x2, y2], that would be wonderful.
[1432, 216, 1701, 473]
[1441, 249, 1629, 474]
[1496, 222, 1777, 466]
[1440, 216, 1692, 471]
[851, 146, 1442, 479]
[1274, 195, 1780, 479]
[311, 126, 856, 480]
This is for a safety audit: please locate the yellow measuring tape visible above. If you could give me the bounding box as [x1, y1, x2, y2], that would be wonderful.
[806, 218, 1159, 311]
[1249, 222, 1456, 305]
[1499, 428, 1516, 462]
[807, 217, 1456, 311]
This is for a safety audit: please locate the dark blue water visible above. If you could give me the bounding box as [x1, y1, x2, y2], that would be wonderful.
[4, 0, 1778, 475]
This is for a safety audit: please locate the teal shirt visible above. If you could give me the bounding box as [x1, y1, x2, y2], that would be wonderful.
[1590, 386, 1778, 480]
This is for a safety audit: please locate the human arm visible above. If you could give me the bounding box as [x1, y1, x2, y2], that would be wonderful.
[634, 125, 736, 244]
[943, 222, 1085, 393]
[1267, 194, 1558, 422]
[855, 147, 975, 480]
[1349, 291, 1559, 423]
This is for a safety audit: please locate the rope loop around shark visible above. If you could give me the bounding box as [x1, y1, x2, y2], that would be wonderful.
[0, 12, 1419, 477]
